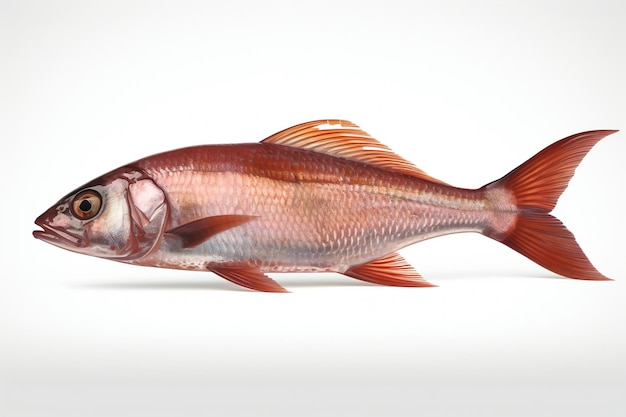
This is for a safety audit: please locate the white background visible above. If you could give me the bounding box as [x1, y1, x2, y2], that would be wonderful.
[1, 1, 625, 416]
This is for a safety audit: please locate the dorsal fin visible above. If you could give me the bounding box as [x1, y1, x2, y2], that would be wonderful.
[261, 120, 447, 185]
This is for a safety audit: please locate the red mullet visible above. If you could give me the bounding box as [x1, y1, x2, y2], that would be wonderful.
[33, 120, 617, 292]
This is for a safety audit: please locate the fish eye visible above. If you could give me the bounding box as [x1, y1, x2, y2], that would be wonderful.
[71, 190, 102, 220]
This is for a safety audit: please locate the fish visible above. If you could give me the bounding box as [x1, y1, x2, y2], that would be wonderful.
[33, 120, 617, 292]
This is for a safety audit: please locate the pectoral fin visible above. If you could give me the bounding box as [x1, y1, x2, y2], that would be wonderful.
[165, 215, 258, 249]
[343, 253, 435, 287]
[208, 264, 288, 293]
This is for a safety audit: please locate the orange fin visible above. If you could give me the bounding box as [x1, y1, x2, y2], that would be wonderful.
[491, 130, 619, 211]
[500, 212, 610, 280]
[262, 119, 447, 185]
[166, 215, 258, 249]
[208, 264, 288, 292]
[484, 130, 617, 280]
[343, 252, 435, 287]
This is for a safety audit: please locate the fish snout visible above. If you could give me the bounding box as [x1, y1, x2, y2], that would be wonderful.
[33, 210, 86, 249]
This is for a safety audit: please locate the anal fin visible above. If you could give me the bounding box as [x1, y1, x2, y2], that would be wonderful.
[208, 264, 288, 293]
[343, 253, 435, 287]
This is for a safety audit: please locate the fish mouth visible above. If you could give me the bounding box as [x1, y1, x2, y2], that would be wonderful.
[33, 219, 85, 249]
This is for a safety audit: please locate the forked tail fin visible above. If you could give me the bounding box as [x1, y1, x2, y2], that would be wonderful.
[482, 130, 618, 280]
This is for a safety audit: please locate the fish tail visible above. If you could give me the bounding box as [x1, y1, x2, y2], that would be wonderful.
[481, 130, 617, 280]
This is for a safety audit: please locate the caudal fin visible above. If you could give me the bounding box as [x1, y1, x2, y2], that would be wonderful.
[483, 130, 617, 280]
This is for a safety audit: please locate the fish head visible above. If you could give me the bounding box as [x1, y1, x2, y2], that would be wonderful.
[33, 167, 169, 261]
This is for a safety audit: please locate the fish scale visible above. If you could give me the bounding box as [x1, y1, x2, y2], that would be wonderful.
[133, 144, 492, 273]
